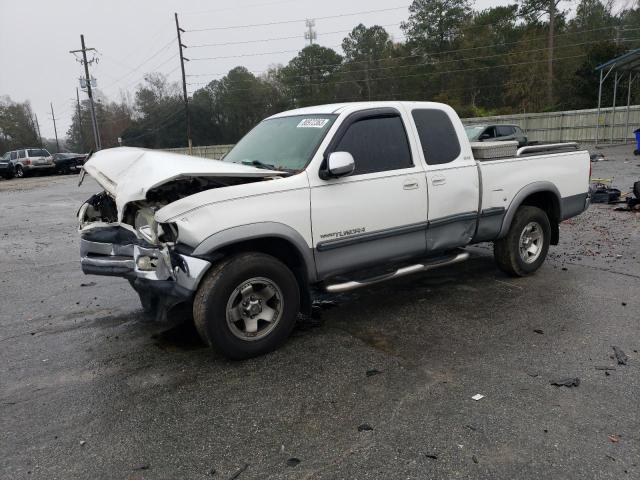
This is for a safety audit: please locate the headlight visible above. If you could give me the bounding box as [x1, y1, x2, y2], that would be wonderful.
[135, 207, 156, 230]
[135, 207, 158, 244]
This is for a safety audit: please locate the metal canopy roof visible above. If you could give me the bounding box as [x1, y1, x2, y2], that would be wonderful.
[596, 48, 640, 73]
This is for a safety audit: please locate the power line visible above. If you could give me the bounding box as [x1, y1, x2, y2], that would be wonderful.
[187, 23, 403, 48]
[185, 36, 614, 92]
[99, 36, 177, 93]
[186, 53, 589, 96]
[181, 0, 312, 16]
[185, 5, 410, 32]
[186, 24, 635, 79]
[189, 35, 408, 61]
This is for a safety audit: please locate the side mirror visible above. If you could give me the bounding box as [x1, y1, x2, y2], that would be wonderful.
[325, 151, 355, 178]
[479, 133, 490, 140]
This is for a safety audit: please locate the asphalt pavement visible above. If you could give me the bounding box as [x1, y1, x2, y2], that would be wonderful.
[1, 146, 638, 479]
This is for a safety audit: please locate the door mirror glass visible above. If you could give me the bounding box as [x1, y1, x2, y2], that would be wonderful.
[326, 151, 355, 178]
[479, 133, 490, 140]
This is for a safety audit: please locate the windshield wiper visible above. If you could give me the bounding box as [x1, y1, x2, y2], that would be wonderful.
[241, 159, 277, 170]
[241, 160, 294, 175]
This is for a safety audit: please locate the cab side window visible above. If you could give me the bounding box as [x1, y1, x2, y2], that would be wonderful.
[496, 126, 514, 137]
[10, 151, 18, 160]
[334, 115, 413, 175]
[411, 109, 461, 165]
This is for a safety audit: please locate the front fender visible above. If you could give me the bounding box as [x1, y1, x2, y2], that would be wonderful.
[192, 222, 317, 282]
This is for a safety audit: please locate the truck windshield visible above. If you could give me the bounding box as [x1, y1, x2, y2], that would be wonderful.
[223, 114, 337, 172]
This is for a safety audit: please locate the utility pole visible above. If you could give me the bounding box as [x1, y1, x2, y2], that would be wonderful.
[50, 103, 61, 153]
[70, 35, 101, 150]
[34, 114, 43, 147]
[304, 19, 317, 46]
[76, 88, 85, 149]
[175, 12, 193, 154]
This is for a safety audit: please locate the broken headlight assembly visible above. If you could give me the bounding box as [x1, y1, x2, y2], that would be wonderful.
[134, 207, 158, 244]
[134, 207, 179, 245]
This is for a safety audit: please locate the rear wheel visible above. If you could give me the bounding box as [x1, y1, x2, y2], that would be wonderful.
[193, 252, 300, 359]
[494, 206, 551, 277]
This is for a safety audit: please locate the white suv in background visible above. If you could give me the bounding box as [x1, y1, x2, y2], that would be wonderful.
[5, 148, 55, 178]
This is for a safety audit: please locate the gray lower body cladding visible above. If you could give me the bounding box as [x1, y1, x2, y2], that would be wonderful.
[561, 192, 590, 220]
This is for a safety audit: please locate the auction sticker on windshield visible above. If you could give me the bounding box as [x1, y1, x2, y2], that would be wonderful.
[297, 118, 330, 128]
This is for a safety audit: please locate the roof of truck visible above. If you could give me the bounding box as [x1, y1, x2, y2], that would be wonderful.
[268, 101, 450, 119]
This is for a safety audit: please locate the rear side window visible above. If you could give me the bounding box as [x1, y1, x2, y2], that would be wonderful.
[28, 149, 49, 157]
[334, 115, 413, 175]
[18, 150, 26, 159]
[496, 126, 514, 136]
[411, 109, 461, 165]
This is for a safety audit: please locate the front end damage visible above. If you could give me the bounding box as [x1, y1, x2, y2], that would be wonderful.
[78, 192, 211, 321]
[76, 147, 285, 321]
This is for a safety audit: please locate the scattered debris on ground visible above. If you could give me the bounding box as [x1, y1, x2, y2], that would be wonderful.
[590, 182, 621, 204]
[228, 463, 249, 480]
[358, 424, 373, 432]
[550, 377, 580, 387]
[471, 394, 485, 401]
[608, 434, 620, 443]
[612, 346, 628, 365]
[366, 369, 382, 377]
[286, 458, 300, 467]
[533, 328, 544, 334]
[594, 366, 616, 371]
[425, 453, 438, 460]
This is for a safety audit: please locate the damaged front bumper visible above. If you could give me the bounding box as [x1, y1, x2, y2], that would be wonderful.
[80, 225, 211, 305]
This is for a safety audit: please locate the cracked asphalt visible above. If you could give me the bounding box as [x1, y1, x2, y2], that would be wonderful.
[1, 145, 638, 479]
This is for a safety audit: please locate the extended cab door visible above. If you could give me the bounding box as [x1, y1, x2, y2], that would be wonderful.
[310, 108, 428, 280]
[408, 107, 480, 253]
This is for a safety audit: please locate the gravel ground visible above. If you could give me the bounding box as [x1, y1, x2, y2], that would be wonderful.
[0, 148, 638, 480]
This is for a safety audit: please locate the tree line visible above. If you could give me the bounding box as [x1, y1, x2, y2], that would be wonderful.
[2, 0, 638, 154]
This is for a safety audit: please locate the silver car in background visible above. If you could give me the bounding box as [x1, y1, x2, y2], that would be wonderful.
[465, 124, 528, 147]
[2, 148, 55, 178]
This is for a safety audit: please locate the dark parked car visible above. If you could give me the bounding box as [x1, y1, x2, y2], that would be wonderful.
[465, 124, 528, 147]
[53, 153, 87, 174]
[0, 152, 15, 179]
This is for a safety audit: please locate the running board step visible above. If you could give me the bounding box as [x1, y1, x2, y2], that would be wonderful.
[324, 250, 470, 293]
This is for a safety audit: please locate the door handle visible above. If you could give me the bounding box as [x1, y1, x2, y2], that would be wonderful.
[432, 175, 446, 186]
[403, 179, 419, 190]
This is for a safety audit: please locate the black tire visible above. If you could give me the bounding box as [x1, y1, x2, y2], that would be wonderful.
[494, 206, 551, 277]
[14, 165, 24, 178]
[193, 252, 300, 360]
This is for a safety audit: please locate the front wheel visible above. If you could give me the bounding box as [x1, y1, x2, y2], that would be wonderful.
[193, 252, 300, 360]
[494, 206, 551, 277]
[14, 165, 24, 178]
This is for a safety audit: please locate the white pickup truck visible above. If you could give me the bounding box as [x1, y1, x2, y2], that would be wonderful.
[78, 101, 590, 359]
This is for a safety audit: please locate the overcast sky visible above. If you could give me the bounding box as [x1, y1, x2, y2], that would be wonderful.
[0, 0, 596, 140]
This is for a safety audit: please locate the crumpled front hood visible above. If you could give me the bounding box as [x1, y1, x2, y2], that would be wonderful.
[82, 147, 282, 218]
